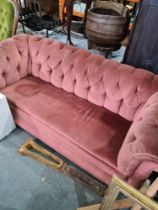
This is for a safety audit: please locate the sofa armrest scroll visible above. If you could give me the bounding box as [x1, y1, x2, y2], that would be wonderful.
[117, 92, 158, 184]
[0, 34, 29, 90]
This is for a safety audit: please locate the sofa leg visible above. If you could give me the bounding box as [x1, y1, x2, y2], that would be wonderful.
[77, 204, 100, 210]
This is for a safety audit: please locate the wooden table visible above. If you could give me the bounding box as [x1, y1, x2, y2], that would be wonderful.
[63, 0, 93, 45]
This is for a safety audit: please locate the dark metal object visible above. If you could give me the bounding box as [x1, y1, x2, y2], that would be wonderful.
[17, 0, 58, 37]
[86, 1, 129, 58]
[63, 165, 107, 195]
[123, 0, 158, 74]
[71, 16, 85, 34]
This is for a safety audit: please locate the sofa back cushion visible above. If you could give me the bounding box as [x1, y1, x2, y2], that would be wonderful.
[27, 35, 158, 121]
[0, 35, 29, 89]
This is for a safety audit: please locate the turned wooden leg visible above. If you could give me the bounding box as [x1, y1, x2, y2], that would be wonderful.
[64, 0, 73, 45]
[64, 0, 93, 44]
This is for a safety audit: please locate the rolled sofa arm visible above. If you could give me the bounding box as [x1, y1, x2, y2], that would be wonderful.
[0, 34, 29, 90]
[117, 92, 158, 187]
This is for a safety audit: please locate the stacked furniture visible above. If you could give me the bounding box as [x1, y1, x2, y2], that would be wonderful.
[1, 34, 158, 187]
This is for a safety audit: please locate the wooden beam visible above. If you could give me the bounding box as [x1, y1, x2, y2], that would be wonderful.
[77, 204, 100, 210]
[111, 176, 158, 210]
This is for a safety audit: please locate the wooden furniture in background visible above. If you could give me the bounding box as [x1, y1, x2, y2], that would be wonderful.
[99, 176, 158, 210]
[127, 0, 139, 3]
[86, 0, 129, 57]
[61, 0, 93, 44]
[59, 0, 85, 20]
[123, 0, 158, 74]
[77, 175, 158, 210]
[17, 0, 57, 37]
[38, 0, 59, 14]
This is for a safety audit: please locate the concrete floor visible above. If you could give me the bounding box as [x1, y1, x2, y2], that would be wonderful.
[0, 128, 102, 210]
[0, 25, 125, 210]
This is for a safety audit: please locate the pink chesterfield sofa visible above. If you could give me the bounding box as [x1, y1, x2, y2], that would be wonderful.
[1, 34, 158, 187]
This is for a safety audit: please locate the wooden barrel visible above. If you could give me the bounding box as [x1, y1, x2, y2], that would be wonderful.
[86, 7, 129, 51]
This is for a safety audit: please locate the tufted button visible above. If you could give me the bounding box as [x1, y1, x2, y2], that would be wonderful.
[137, 117, 143, 122]
[153, 123, 158, 128]
[38, 64, 41, 69]
[4, 26, 7, 31]
[17, 65, 21, 71]
[48, 69, 52, 73]
[87, 86, 90, 91]
[145, 104, 150, 108]
[2, 72, 7, 77]
[18, 50, 22, 55]
[135, 87, 140, 93]
[58, 60, 62, 65]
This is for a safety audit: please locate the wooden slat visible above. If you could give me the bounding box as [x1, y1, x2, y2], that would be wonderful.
[112, 198, 133, 209]
[112, 176, 158, 210]
[131, 178, 158, 210]
[77, 204, 100, 210]
[127, 0, 139, 3]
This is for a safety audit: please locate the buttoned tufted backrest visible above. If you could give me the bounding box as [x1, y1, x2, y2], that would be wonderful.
[0, 0, 18, 41]
[28, 35, 158, 122]
[0, 34, 29, 89]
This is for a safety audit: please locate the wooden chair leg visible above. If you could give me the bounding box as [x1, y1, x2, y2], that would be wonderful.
[77, 175, 158, 210]
[99, 182, 120, 210]
[131, 177, 158, 210]
[101, 176, 158, 210]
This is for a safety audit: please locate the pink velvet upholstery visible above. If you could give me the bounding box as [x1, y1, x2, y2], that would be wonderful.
[1, 34, 158, 186]
[1, 76, 130, 184]
[0, 35, 29, 89]
[118, 92, 158, 187]
[28, 35, 158, 121]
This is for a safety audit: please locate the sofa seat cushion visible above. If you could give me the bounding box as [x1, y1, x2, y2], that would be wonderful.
[1, 76, 131, 180]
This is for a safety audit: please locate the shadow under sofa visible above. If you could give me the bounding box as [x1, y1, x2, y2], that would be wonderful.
[1, 34, 158, 188]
